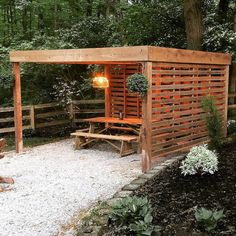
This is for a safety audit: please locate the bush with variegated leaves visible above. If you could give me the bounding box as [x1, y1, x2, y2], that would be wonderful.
[180, 145, 218, 176]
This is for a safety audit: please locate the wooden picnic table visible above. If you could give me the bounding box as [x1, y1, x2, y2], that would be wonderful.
[71, 117, 142, 157]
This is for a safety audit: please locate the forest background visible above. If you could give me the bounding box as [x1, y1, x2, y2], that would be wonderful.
[0, 0, 235, 106]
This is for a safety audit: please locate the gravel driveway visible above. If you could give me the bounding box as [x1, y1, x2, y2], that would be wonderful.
[0, 139, 141, 236]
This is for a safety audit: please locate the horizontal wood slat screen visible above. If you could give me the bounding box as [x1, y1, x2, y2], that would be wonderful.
[150, 62, 227, 160]
[109, 64, 142, 118]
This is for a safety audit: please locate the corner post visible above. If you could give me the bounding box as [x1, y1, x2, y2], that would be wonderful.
[13, 62, 23, 153]
[105, 65, 111, 117]
[142, 62, 152, 172]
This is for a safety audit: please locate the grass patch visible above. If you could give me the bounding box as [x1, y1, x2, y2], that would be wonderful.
[5, 136, 68, 152]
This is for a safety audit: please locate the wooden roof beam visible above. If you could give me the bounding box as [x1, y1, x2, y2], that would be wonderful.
[9, 46, 231, 65]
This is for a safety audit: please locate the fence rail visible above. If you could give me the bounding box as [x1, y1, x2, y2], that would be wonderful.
[0, 100, 105, 134]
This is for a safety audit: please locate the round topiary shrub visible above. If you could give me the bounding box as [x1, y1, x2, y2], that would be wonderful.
[126, 73, 148, 97]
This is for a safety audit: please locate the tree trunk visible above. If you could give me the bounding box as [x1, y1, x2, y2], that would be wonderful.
[234, 3, 236, 32]
[218, 0, 229, 24]
[183, 0, 203, 50]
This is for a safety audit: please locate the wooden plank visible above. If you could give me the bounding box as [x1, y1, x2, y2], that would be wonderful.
[153, 70, 225, 76]
[36, 110, 68, 118]
[0, 105, 31, 112]
[0, 125, 32, 134]
[153, 94, 224, 104]
[228, 104, 236, 109]
[10, 46, 231, 65]
[152, 62, 226, 69]
[152, 131, 208, 150]
[152, 120, 205, 136]
[10, 46, 149, 63]
[152, 88, 225, 97]
[151, 139, 208, 160]
[0, 115, 31, 123]
[30, 105, 35, 130]
[71, 132, 138, 142]
[149, 46, 231, 65]
[74, 109, 105, 114]
[156, 77, 226, 83]
[228, 93, 236, 98]
[105, 65, 111, 118]
[152, 82, 224, 90]
[152, 137, 208, 156]
[84, 117, 142, 125]
[13, 62, 23, 153]
[34, 102, 60, 109]
[72, 99, 104, 105]
[152, 127, 208, 141]
[142, 62, 152, 172]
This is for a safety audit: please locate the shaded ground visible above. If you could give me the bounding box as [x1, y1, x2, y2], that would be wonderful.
[135, 143, 236, 236]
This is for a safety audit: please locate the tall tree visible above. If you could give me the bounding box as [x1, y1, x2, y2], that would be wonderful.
[218, 0, 230, 23]
[183, 0, 203, 50]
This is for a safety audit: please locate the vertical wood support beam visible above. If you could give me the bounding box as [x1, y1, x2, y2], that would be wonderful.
[142, 62, 152, 172]
[13, 62, 23, 153]
[224, 65, 230, 137]
[30, 105, 35, 130]
[105, 65, 111, 118]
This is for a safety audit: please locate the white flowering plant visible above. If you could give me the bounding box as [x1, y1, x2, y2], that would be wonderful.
[180, 145, 218, 176]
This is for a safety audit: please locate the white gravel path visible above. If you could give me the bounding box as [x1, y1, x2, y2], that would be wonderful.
[0, 139, 141, 236]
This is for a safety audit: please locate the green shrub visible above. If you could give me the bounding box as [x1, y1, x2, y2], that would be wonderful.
[195, 207, 224, 232]
[201, 96, 224, 150]
[126, 73, 148, 97]
[227, 119, 236, 135]
[180, 145, 218, 176]
[110, 196, 160, 236]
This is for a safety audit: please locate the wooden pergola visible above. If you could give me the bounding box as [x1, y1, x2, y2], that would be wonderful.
[9, 46, 231, 171]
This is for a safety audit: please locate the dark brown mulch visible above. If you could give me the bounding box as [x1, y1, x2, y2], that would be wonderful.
[134, 144, 236, 236]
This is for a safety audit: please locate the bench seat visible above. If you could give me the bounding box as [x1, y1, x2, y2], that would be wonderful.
[71, 132, 139, 157]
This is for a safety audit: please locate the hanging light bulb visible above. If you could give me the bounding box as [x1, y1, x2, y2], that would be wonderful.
[92, 76, 109, 88]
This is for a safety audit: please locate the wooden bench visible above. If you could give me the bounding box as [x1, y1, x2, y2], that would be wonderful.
[71, 132, 139, 157]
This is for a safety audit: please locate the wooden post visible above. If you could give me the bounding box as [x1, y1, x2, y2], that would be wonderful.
[68, 101, 75, 127]
[105, 65, 111, 121]
[224, 65, 230, 137]
[13, 62, 23, 153]
[142, 62, 152, 172]
[30, 105, 35, 130]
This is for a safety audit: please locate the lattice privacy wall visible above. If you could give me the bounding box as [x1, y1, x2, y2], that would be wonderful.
[151, 62, 227, 160]
[109, 64, 142, 118]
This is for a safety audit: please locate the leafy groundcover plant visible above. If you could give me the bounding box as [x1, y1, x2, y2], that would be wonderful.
[180, 145, 218, 176]
[109, 196, 161, 236]
[195, 207, 224, 232]
[126, 73, 148, 97]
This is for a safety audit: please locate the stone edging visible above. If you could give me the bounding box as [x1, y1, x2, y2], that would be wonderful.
[76, 155, 184, 236]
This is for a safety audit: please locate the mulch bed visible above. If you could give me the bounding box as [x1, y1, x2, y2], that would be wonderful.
[134, 143, 236, 236]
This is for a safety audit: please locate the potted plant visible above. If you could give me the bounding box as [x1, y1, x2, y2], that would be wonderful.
[126, 73, 148, 97]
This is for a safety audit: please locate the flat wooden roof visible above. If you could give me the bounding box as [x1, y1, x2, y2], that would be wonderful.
[9, 46, 231, 65]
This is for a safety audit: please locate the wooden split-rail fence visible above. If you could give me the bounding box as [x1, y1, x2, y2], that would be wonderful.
[1, 63, 236, 136]
[0, 100, 104, 135]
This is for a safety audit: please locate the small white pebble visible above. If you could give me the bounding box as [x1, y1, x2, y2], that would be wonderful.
[0, 140, 141, 236]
